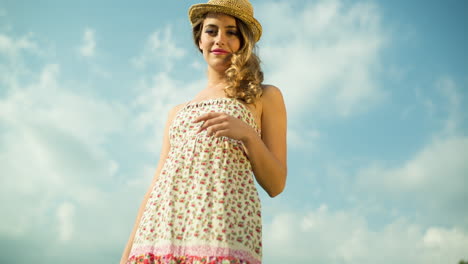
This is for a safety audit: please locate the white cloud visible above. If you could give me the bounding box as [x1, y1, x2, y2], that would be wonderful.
[423, 227, 468, 256]
[0, 32, 40, 57]
[0, 31, 139, 256]
[132, 71, 205, 153]
[258, 0, 387, 118]
[129, 25, 205, 152]
[131, 25, 186, 70]
[127, 30, 192, 152]
[0, 8, 11, 32]
[0, 32, 44, 92]
[56, 202, 76, 241]
[75, 28, 113, 78]
[79, 28, 96, 57]
[0, 63, 128, 238]
[273, 73, 468, 262]
[435, 76, 462, 136]
[190, 60, 204, 70]
[415, 75, 463, 137]
[0, 64, 127, 147]
[356, 76, 467, 214]
[356, 134, 468, 217]
[263, 206, 468, 264]
[288, 127, 321, 150]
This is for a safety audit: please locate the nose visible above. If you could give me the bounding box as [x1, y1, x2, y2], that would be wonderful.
[215, 31, 227, 46]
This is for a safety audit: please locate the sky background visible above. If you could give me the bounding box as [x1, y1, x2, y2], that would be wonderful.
[1, 0, 467, 263]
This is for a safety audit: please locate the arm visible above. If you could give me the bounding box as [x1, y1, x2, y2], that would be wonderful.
[242, 85, 287, 198]
[190, 87, 288, 197]
[120, 104, 181, 263]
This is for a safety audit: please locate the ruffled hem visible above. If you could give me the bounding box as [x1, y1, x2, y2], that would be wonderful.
[127, 253, 251, 264]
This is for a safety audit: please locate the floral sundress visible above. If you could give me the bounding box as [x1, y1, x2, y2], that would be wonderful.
[127, 97, 263, 264]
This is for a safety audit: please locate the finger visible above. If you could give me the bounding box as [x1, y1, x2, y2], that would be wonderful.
[196, 121, 205, 133]
[197, 114, 226, 133]
[206, 123, 226, 136]
[192, 111, 219, 123]
[213, 128, 229, 138]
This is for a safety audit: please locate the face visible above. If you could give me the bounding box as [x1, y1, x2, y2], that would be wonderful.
[198, 12, 241, 72]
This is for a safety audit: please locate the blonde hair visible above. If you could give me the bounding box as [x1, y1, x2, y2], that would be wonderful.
[192, 14, 264, 105]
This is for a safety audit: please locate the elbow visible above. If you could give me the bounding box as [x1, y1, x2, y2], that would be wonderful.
[268, 184, 285, 198]
[268, 189, 283, 198]
[267, 171, 287, 198]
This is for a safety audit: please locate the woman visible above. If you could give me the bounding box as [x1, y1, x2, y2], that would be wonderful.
[121, 0, 287, 263]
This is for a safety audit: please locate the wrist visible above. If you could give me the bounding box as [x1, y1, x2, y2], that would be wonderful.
[241, 128, 257, 146]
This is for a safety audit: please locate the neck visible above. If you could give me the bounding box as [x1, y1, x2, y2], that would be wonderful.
[206, 66, 228, 90]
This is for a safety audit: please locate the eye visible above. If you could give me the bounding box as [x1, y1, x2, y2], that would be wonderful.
[205, 29, 217, 35]
[228, 31, 239, 36]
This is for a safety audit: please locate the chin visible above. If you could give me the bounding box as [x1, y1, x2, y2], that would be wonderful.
[209, 63, 231, 72]
[205, 56, 232, 69]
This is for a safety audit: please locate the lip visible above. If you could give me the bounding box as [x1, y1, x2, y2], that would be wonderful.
[211, 49, 229, 55]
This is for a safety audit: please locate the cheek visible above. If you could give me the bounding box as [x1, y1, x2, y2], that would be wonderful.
[199, 37, 211, 50]
[199, 37, 204, 49]
[232, 39, 241, 52]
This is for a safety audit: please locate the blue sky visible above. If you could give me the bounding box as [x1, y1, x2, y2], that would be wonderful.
[1, 0, 467, 263]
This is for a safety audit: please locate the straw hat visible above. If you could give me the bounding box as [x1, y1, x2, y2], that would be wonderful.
[188, 0, 262, 42]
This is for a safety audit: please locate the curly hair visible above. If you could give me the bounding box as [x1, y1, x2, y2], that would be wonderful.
[192, 14, 264, 105]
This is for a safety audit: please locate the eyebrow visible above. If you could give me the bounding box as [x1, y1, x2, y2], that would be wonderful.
[205, 24, 238, 29]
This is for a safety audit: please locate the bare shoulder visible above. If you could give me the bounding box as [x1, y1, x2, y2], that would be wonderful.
[261, 84, 284, 99]
[260, 84, 286, 111]
[260, 84, 287, 141]
[167, 102, 188, 120]
[174, 101, 188, 112]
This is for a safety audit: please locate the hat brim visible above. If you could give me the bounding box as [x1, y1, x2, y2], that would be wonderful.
[189, 3, 262, 42]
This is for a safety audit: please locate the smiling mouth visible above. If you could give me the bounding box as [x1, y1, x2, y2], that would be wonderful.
[211, 49, 229, 55]
[212, 52, 229, 55]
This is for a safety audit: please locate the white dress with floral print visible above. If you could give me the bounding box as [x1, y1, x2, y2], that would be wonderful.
[127, 97, 262, 264]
